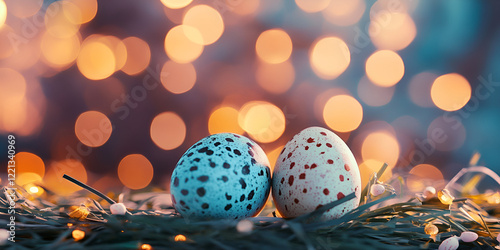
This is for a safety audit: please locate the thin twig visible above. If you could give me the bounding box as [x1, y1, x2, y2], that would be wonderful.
[63, 174, 116, 205]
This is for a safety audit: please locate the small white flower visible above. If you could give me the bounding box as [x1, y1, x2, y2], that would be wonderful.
[370, 184, 385, 197]
[424, 186, 436, 199]
[110, 203, 127, 215]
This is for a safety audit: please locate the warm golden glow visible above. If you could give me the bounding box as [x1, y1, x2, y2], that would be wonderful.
[0, 25, 14, 59]
[15, 152, 45, 178]
[63, 0, 98, 24]
[431, 73, 471, 111]
[75, 111, 112, 147]
[72, 229, 85, 241]
[164, 25, 204, 63]
[323, 95, 362, 132]
[97, 36, 127, 71]
[407, 164, 444, 192]
[183, 5, 224, 45]
[362, 132, 399, 168]
[17, 173, 42, 186]
[26, 184, 44, 197]
[118, 154, 154, 190]
[160, 61, 196, 94]
[359, 159, 392, 188]
[295, 0, 330, 13]
[4, 0, 43, 18]
[174, 234, 186, 241]
[370, 12, 416, 51]
[121, 37, 151, 75]
[323, 0, 365, 26]
[229, 0, 260, 16]
[437, 189, 454, 205]
[161, 0, 192, 9]
[77, 40, 116, 80]
[141, 244, 153, 250]
[41, 32, 81, 68]
[310, 37, 350, 79]
[425, 223, 439, 235]
[44, 159, 88, 195]
[255, 29, 292, 64]
[45, 1, 81, 39]
[0, 0, 6, 28]
[357, 76, 395, 107]
[150, 112, 186, 150]
[208, 106, 244, 135]
[256, 60, 295, 94]
[365, 50, 404, 87]
[0, 68, 26, 102]
[238, 101, 286, 143]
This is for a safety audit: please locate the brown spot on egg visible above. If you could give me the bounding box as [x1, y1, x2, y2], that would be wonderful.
[315, 204, 323, 210]
[337, 192, 345, 200]
[299, 173, 306, 179]
[316, 143, 322, 147]
[344, 164, 350, 171]
[281, 177, 284, 184]
[327, 159, 334, 164]
[326, 143, 332, 148]
[305, 146, 309, 150]
[290, 162, 295, 169]
[294, 198, 299, 204]
[320, 132, 327, 136]
[307, 138, 315, 143]
[323, 188, 330, 195]
[302, 188, 307, 193]
[288, 175, 294, 186]
[287, 152, 292, 159]
[339, 175, 344, 181]
[305, 164, 309, 169]
[280, 147, 286, 155]
[310, 163, 317, 169]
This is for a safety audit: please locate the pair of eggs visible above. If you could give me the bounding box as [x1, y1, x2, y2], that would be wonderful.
[170, 127, 362, 221]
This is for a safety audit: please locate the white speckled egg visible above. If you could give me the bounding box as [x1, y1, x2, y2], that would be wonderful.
[171, 133, 271, 219]
[272, 127, 361, 221]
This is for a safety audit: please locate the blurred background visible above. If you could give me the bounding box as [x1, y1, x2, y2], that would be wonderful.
[1, 0, 500, 196]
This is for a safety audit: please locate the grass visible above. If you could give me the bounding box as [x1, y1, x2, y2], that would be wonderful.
[1, 164, 500, 250]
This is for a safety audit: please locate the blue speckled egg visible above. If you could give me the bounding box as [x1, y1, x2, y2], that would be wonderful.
[170, 133, 271, 219]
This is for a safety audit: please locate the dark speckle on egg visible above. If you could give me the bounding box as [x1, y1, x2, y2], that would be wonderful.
[171, 133, 271, 219]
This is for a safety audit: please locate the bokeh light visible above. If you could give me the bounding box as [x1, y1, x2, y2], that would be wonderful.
[183, 5, 224, 45]
[365, 50, 405, 87]
[44, 159, 88, 195]
[160, 60, 196, 94]
[17, 172, 43, 187]
[0, 25, 14, 59]
[323, 95, 363, 132]
[41, 32, 81, 68]
[357, 76, 395, 106]
[369, 12, 417, 51]
[0, 68, 26, 102]
[75, 111, 112, 147]
[295, 0, 330, 13]
[361, 131, 400, 168]
[15, 152, 45, 179]
[77, 39, 116, 80]
[238, 101, 285, 143]
[407, 164, 445, 192]
[310, 37, 350, 80]
[164, 25, 204, 63]
[229, 0, 260, 16]
[256, 60, 295, 94]
[150, 112, 186, 150]
[322, 0, 366, 26]
[208, 106, 244, 135]
[427, 116, 466, 151]
[161, 0, 192, 9]
[255, 29, 292, 64]
[431, 73, 471, 111]
[118, 154, 154, 190]
[0, 0, 6, 28]
[408, 72, 438, 108]
[97, 36, 127, 71]
[45, 1, 81, 39]
[121, 37, 151, 75]
[62, 0, 98, 24]
[4, 0, 43, 18]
